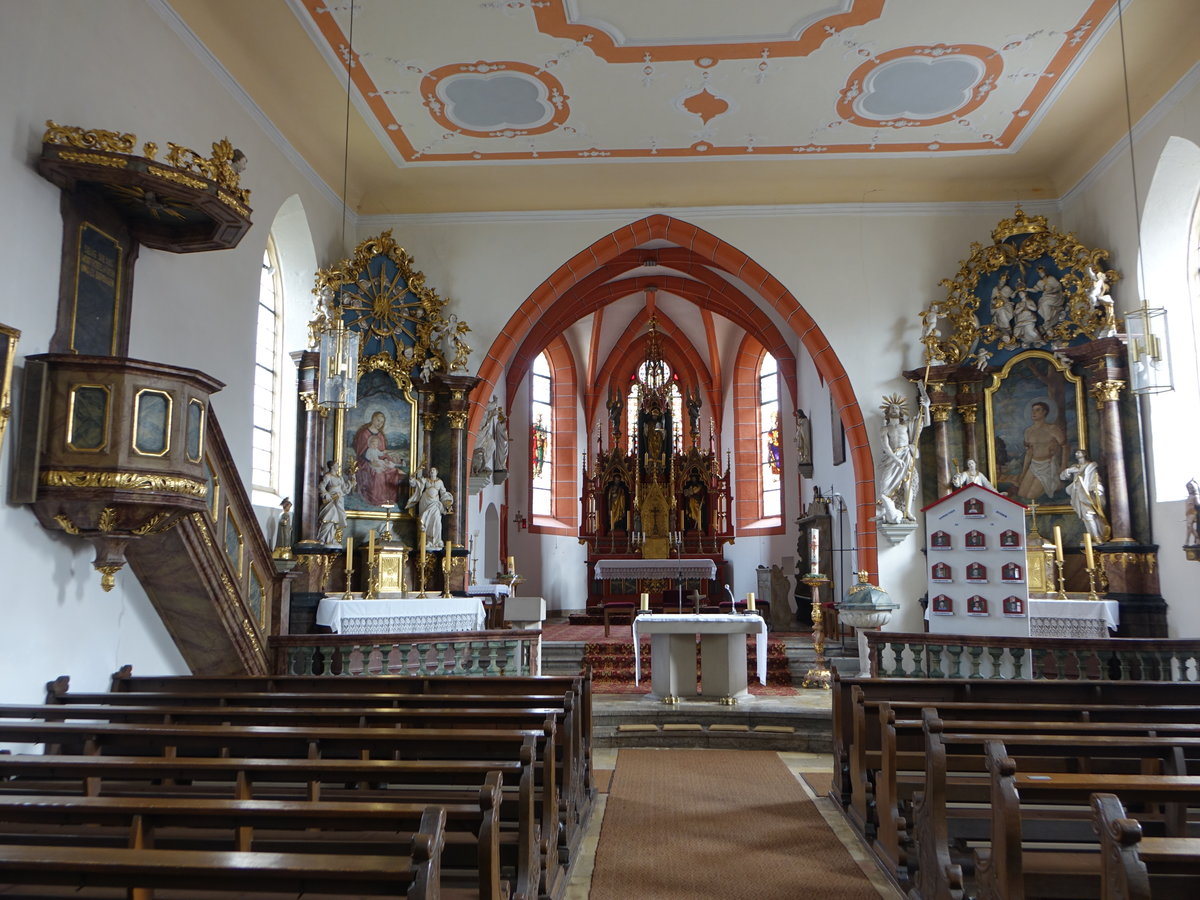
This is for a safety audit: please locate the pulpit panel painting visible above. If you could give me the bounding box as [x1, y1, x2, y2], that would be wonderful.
[340, 368, 415, 516]
[984, 350, 1086, 514]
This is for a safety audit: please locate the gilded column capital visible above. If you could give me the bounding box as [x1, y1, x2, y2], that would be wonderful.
[930, 403, 953, 423]
[958, 405, 978, 425]
[1090, 379, 1125, 407]
[447, 411, 468, 429]
[421, 412, 438, 431]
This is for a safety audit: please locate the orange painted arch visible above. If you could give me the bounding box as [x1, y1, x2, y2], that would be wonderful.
[471, 214, 878, 578]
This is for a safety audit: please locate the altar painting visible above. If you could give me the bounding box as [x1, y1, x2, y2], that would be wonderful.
[340, 368, 416, 516]
[984, 350, 1086, 512]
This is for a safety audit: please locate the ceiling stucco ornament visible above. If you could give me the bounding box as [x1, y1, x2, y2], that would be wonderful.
[422, 61, 570, 137]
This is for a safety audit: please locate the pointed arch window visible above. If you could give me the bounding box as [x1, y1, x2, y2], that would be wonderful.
[530, 352, 553, 515]
[252, 238, 283, 494]
[759, 352, 782, 518]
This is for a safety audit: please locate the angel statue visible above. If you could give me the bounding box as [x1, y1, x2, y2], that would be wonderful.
[875, 391, 930, 523]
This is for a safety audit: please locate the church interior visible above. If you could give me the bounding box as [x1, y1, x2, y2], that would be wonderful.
[3, 1, 1200, 897]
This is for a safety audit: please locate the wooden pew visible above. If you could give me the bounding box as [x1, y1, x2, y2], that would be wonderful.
[830, 671, 1200, 807]
[0, 790, 503, 898]
[866, 705, 1200, 874]
[0, 804, 445, 899]
[0, 753, 538, 900]
[970, 744, 1200, 900]
[1092, 792, 1200, 900]
[908, 723, 1200, 900]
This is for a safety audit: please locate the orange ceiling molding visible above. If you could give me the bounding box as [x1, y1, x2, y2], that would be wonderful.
[836, 45, 1002, 130]
[531, 1, 886, 64]
[421, 61, 570, 138]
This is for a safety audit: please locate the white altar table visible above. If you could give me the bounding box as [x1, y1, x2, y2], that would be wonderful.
[594, 558, 717, 581]
[316, 595, 486, 635]
[1028, 598, 1120, 640]
[632, 614, 766, 701]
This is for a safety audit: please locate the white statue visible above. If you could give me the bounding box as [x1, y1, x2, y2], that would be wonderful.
[876, 391, 930, 523]
[1033, 265, 1065, 335]
[492, 404, 510, 474]
[990, 275, 1015, 340]
[471, 397, 500, 478]
[952, 458, 993, 490]
[1060, 450, 1111, 542]
[1186, 479, 1200, 546]
[406, 465, 453, 551]
[316, 461, 353, 545]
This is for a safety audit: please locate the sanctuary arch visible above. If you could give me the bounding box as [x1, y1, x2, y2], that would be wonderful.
[469, 214, 879, 576]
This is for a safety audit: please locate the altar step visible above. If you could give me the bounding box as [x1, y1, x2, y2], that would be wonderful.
[541, 635, 862, 683]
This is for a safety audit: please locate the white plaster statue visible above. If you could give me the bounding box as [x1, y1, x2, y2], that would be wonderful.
[1012, 287, 1042, 347]
[492, 404, 510, 474]
[1186, 479, 1200, 546]
[274, 497, 293, 556]
[406, 465, 453, 551]
[952, 459, 993, 491]
[316, 461, 353, 546]
[876, 392, 929, 523]
[990, 275, 1015, 340]
[1090, 270, 1118, 338]
[470, 398, 499, 478]
[1060, 450, 1111, 542]
[1034, 265, 1065, 335]
[970, 347, 993, 371]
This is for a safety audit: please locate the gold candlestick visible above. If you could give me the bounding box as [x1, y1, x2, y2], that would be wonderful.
[800, 573, 831, 690]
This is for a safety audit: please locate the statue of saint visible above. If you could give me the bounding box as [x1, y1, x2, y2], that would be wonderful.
[316, 461, 353, 545]
[406, 466, 454, 551]
[1060, 450, 1111, 542]
[875, 391, 929, 523]
[952, 459, 993, 491]
[273, 497, 293, 558]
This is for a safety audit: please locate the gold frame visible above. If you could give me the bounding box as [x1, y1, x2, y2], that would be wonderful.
[223, 506, 244, 579]
[132, 388, 172, 457]
[983, 349, 1088, 515]
[248, 562, 268, 630]
[185, 397, 206, 463]
[66, 383, 111, 452]
[71, 222, 123, 356]
[0, 324, 18, 456]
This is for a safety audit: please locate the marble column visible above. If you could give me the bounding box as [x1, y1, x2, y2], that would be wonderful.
[958, 403, 979, 469]
[1090, 378, 1132, 542]
[930, 402, 953, 498]
[292, 350, 325, 541]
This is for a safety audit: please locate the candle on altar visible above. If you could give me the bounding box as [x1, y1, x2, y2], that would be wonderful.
[345, 536, 353, 575]
[1053, 526, 1064, 562]
[809, 528, 820, 575]
[368, 527, 375, 559]
[507, 555, 516, 574]
[639, 592, 649, 611]
[1084, 532, 1095, 570]
[746, 591, 756, 611]
[444, 540, 453, 569]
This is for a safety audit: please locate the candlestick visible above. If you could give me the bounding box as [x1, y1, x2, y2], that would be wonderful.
[1053, 525, 1064, 562]
[1083, 532, 1095, 570]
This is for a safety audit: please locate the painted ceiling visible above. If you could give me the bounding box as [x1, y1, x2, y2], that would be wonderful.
[169, 0, 1197, 213]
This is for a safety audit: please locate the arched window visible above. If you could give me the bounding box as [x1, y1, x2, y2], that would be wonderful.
[252, 237, 283, 495]
[759, 352, 782, 518]
[530, 352, 553, 515]
[625, 361, 683, 452]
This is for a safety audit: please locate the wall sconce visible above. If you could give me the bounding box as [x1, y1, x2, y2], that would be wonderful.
[1126, 300, 1172, 395]
[513, 511, 527, 531]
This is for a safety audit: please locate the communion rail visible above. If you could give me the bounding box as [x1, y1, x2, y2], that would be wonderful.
[269, 628, 542, 677]
[864, 631, 1200, 681]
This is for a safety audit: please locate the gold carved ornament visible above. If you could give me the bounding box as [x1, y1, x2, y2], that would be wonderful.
[43, 122, 251, 209]
[39, 469, 208, 498]
[920, 208, 1120, 367]
[309, 230, 472, 391]
[1090, 379, 1125, 406]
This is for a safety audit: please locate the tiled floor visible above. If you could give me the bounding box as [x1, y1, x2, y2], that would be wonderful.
[564, 747, 904, 899]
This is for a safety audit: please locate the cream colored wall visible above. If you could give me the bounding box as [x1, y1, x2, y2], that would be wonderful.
[0, 1, 342, 706]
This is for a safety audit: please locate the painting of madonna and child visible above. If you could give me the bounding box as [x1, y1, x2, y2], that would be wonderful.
[984, 352, 1085, 509]
[341, 370, 415, 513]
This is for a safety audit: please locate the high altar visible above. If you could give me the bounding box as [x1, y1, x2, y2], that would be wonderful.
[578, 320, 733, 606]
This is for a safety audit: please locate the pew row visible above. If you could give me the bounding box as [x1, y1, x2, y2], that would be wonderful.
[1092, 792, 1200, 900]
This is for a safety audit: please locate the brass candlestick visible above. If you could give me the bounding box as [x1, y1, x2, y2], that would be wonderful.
[1054, 557, 1068, 599]
[801, 573, 831, 690]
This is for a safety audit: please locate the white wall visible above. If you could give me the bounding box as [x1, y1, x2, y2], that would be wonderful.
[0, 1, 341, 705]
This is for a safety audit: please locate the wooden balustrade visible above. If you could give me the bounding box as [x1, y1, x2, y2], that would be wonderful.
[864, 632, 1200, 681]
[269, 628, 542, 677]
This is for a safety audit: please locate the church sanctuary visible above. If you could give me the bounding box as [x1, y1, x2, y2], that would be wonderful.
[3, 1, 1200, 898]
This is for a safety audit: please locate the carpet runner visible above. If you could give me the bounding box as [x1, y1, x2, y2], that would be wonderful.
[589, 749, 880, 899]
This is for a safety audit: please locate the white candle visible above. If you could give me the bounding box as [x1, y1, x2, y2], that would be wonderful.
[1084, 532, 1095, 570]
[1053, 526, 1064, 562]
[639, 592, 649, 611]
[368, 528, 375, 559]
[507, 555, 515, 574]
[809, 528, 820, 575]
[345, 536, 353, 575]
[746, 592, 756, 611]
